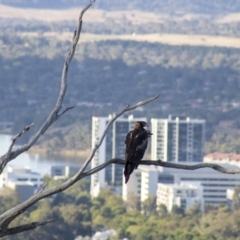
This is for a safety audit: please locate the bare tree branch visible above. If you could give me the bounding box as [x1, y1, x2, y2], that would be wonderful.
[0, 0, 238, 238]
[0, 95, 159, 235]
[78, 94, 159, 176]
[0, 219, 56, 237]
[0, 0, 95, 174]
[1, 153, 238, 237]
[58, 105, 75, 118]
[79, 159, 240, 179]
[0, 123, 34, 174]
[0, 1, 159, 236]
[0, 1, 98, 235]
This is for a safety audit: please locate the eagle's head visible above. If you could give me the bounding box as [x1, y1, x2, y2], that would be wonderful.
[135, 121, 147, 129]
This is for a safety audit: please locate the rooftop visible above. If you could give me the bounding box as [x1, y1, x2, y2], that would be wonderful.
[204, 153, 240, 161]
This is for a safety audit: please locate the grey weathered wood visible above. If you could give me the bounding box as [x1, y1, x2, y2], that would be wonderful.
[80, 159, 240, 178]
[0, 1, 159, 234]
[0, 0, 97, 236]
[0, 219, 56, 237]
[1, 0, 239, 237]
[0, 95, 159, 236]
[0, 0, 96, 175]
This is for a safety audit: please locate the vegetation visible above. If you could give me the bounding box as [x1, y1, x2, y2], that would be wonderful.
[205, 133, 240, 154]
[1, 178, 240, 240]
[1, 35, 240, 152]
[2, 1, 240, 238]
[32, 124, 91, 154]
[1, 2, 240, 153]
[2, 0, 240, 14]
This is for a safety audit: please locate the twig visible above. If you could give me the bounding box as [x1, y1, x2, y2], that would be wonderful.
[0, 1, 96, 235]
[0, 0, 95, 174]
[0, 219, 56, 237]
[0, 123, 34, 174]
[79, 159, 240, 179]
[0, 99, 159, 233]
[78, 94, 159, 176]
[58, 106, 75, 118]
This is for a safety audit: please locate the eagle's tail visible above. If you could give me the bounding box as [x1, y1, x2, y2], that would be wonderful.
[123, 161, 135, 184]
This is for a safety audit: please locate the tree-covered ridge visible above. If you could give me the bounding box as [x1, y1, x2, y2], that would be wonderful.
[1, 31, 240, 152]
[2, 37, 240, 148]
[3, 179, 240, 240]
[1, 0, 240, 14]
[1, 33, 240, 70]
[1, 12, 240, 38]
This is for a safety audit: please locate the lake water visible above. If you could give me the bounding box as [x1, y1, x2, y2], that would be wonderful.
[0, 134, 81, 176]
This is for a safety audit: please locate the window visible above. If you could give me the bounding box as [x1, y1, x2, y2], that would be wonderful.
[17, 178, 28, 181]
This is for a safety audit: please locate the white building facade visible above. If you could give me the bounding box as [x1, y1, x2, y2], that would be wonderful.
[122, 166, 158, 202]
[91, 114, 147, 197]
[0, 165, 42, 189]
[151, 115, 205, 162]
[49, 165, 80, 179]
[122, 170, 141, 202]
[157, 182, 204, 212]
[172, 166, 240, 208]
[122, 164, 240, 210]
[0, 165, 43, 201]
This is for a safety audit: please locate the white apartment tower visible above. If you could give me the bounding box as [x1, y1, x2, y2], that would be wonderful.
[91, 114, 147, 197]
[151, 115, 205, 162]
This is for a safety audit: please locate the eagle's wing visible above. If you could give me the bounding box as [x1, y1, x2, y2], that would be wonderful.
[136, 130, 152, 152]
[125, 130, 133, 160]
[134, 130, 149, 169]
[125, 130, 148, 165]
[124, 129, 152, 183]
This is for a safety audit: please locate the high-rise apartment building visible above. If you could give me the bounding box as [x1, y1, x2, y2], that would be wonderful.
[91, 114, 147, 197]
[151, 115, 205, 162]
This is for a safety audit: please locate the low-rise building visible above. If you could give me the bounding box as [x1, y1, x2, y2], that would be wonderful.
[0, 165, 42, 190]
[122, 163, 240, 210]
[204, 153, 240, 167]
[122, 170, 141, 202]
[122, 166, 159, 202]
[157, 182, 204, 211]
[226, 188, 234, 210]
[166, 163, 240, 208]
[49, 165, 80, 179]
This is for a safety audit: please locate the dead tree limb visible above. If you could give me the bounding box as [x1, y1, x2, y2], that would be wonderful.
[0, 219, 56, 237]
[0, 1, 157, 236]
[0, 0, 96, 175]
[1, 0, 237, 237]
[0, 123, 34, 173]
[0, 0, 99, 236]
[79, 159, 240, 179]
[0, 95, 158, 236]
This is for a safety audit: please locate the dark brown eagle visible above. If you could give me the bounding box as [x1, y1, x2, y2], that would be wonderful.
[123, 121, 152, 184]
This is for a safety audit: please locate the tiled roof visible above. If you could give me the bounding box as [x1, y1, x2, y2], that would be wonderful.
[204, 153, 240, 161]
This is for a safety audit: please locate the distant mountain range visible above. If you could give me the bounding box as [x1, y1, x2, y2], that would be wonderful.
[1, 0, 240, 15]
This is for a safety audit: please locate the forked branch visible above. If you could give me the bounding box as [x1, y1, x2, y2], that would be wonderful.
[0, 94, 159, 235]
[0, 0, 96, 175]
[0, 219, 56, 237]
[0, 123, 34, 173]
[0, 0, 97, 236]
[79, 159, 240, 179]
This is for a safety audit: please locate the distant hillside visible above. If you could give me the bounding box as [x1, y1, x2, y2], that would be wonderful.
[1, 0, 240, 14]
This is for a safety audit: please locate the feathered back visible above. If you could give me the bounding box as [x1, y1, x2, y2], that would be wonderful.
[124, 121, 152, 183]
